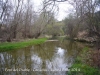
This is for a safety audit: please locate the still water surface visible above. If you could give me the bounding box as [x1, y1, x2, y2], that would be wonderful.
[0, 40, 84, 75]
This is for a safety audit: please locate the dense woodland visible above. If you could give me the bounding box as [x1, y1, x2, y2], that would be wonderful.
[0, 0, 100, 43]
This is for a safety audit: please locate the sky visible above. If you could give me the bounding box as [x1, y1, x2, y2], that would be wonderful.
[33, 0, 74, 21]
[56, 2, 73, 21]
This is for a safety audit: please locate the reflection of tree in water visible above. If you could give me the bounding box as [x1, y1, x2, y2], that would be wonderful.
[0, 40, 86, 75]
[0, 47, 33, 75]
[59, 40, 80, 58]
[31, 41, 77, 75]
[45, 47, 73, 75]
[32, 41, 59, 60]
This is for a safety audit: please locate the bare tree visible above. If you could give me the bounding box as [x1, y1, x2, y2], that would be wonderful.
[31, 0, 60, 38]
[0, 0, 13, 41]
[73, 0, 100, 38]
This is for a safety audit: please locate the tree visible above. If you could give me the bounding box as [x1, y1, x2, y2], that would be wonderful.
[0, 0, 36, 41]
[0, 0, 13, 41]
[75, 0, 100, 38]
[64, 14, 78, 39]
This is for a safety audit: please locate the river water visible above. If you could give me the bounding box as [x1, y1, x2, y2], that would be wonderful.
[0, 40, 85, 75]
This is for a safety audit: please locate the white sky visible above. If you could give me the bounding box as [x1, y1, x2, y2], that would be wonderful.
[56, 2, 73, 21]
[33, 0, 74, 21]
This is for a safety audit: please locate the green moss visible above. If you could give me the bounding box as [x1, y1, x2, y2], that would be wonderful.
[0, 38, 47, 52]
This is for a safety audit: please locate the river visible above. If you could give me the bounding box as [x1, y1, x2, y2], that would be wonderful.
[0, 40, 86, 75]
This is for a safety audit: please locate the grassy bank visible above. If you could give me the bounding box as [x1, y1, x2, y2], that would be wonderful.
[68, 63, 100, 75]
[68, 47, 100, 75]
[0, 38, 47, 52]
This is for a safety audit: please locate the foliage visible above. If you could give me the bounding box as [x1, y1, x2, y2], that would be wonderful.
[44, 19, 64, 38]
[63, 14, 79, 39]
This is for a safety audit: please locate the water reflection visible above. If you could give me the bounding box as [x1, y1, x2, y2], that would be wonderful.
[31, 53, 42, 70]
[46, 48, 67, 69]
[0, 40, 83, 75]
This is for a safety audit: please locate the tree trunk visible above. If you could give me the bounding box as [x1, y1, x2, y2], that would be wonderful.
[34, 33, 41, 39]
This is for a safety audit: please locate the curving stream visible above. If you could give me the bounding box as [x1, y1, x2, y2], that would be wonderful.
[0, 40, 85, 75]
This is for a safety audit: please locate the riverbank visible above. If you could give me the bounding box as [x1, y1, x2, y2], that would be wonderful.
[0, 38, 47, 52]
[68, 47, 100, 75]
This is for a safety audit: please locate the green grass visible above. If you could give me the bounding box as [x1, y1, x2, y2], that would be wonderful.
[68, 47, 100, 75]
[68, 60, 100, 75]
[0, 38, 47, 52]
[68, 63, 100, 75]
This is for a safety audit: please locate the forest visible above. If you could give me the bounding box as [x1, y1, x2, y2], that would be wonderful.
[0, 0, 100, 43]
[0, 0, 100, 75]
